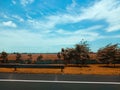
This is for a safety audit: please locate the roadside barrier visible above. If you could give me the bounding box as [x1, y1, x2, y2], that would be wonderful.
[0, 64, 65, 72]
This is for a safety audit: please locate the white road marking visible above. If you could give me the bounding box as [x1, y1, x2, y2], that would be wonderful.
[0, 79, 120, 85]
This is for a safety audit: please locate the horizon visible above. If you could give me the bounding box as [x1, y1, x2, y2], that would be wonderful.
[0, 0, 120, 53]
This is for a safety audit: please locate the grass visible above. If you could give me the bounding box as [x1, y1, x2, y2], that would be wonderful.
[0, 64, 120, 75]
[64, 64, 120, 75]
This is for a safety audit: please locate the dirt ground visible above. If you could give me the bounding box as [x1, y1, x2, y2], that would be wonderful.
[1, 53, 58, 61]
[0, 64, 119, 75]
[0, 53, 96, 61]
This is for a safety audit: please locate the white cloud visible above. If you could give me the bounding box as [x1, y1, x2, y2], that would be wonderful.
[0, 13, 9, 19]
[47, 14, 79, 24]
[0, 25, 100, 52]
[0, 27, 118, 53]
[66, 0, 77, 11]
[21, 0, 34, 6]
[1, 0, 120, 53]
[56, 25, 101, 42]
[56, 25, 102, 36]
[0, 13, 24, 22]
[12, 0, 16, 5]
[12, 15, 24, 22]
[97, 34, 120, 39]
[24, 0, 120, 47]
[2, 21, 17, 28]
[27, 14, 84, 31]
[80, 0, 120, 32]
[39, 0, 120, 32]
[107, 24, 120, 32]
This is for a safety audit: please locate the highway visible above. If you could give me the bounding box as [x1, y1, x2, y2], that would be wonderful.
[0, 73, 120, 90]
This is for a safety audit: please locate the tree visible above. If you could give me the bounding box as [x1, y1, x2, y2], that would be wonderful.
[37, 54, 43, 61]
[61, 48, 69, 64]
[0, 51, 8, 63]
[60, 40, 90, 65]
[75, 40, 90, 65]
[97, 44, 120, 67]
[61, 48, 67, 61]
[27, 54, 32, 64]
[16, 53, 22, 63]
[114, 48, 120, 64]
[57, 52, 61, 60]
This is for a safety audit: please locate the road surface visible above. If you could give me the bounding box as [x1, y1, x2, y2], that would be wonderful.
[0, 73, 120, 90]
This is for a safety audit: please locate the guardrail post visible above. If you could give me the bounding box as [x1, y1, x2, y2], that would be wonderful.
[14, 64, 17, 71]
[61, 68, 63, 72]
[14, 67, 17, 71]
[61, 66, 64, 73]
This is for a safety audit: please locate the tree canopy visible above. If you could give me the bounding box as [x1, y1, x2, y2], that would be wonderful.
[97, 44, 120, 65]
[0, 51, 8, 63]
[59, 40, 90, 65]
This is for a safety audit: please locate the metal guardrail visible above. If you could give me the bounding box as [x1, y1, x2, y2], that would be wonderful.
[0, 64, 65, 72]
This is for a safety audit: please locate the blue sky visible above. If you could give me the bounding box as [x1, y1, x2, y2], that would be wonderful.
[0, 0, 120, 53]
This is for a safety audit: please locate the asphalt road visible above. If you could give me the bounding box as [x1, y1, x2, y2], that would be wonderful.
[0, 73, 120, 90]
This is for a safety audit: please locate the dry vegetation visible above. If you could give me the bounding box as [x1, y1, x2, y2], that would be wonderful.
[64, 64, 120, 75]
[0, 64, 120, 75]
[0, 53, 119, 75]
[0, 53, 58, 61]
[0, 53, 96, 61]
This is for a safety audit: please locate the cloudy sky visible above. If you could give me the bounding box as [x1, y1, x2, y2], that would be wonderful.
[0, 0, 120, 53]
